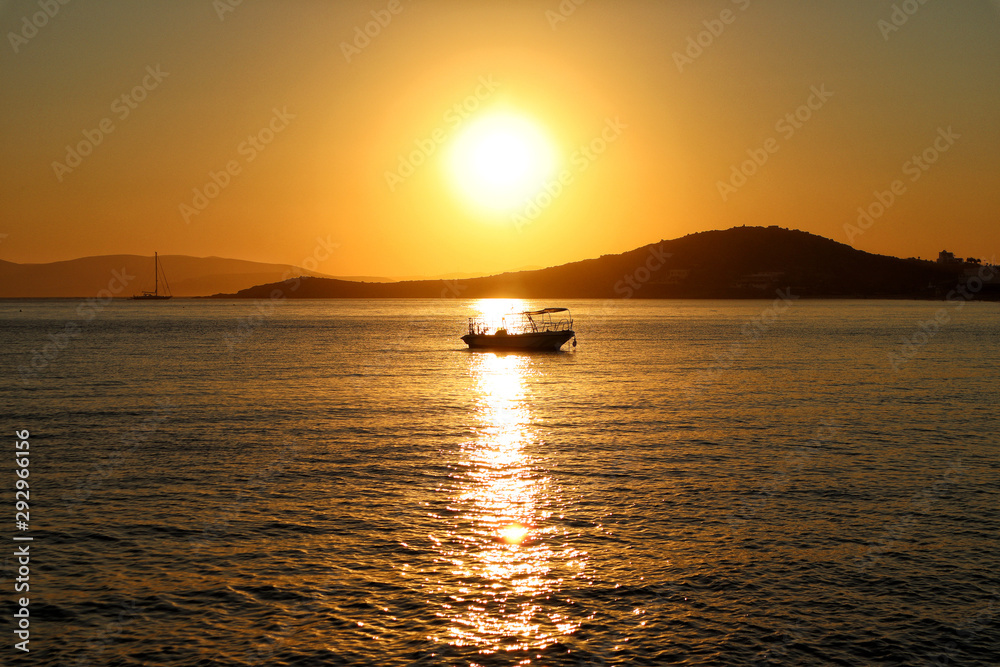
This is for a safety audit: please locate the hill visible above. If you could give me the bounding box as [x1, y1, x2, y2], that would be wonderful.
[213, 226, 996, 300]
[0, 255, 339, 298]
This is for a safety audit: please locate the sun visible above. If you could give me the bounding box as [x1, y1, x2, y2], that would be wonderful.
[447, 111, 557, 213]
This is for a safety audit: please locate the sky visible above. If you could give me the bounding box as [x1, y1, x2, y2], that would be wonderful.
[1, 0, 999, 277]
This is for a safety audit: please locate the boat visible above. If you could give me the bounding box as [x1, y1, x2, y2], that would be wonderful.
[462, 307, 576, 351]
[132, 252, 172, 300]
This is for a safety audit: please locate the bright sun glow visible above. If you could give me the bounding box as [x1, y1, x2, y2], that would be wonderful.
[448, 112, 557, 213]
[499, 522, 529, 545]
[475, 298, 527, 320]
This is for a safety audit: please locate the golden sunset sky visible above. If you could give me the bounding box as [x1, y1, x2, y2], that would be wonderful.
[2, 0, 998, 276]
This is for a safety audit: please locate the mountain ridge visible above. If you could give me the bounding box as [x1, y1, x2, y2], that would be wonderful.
[0, 254, 531, 297]
[212, 226, 999, 301]
[3, 228, 993, 299]
[0, 254, 337, 298]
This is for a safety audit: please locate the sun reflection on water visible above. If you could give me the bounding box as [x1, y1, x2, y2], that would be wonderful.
[428, 348, 584, 653]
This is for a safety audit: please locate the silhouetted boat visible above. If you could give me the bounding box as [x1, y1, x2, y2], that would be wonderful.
[462, 307, 576, 351]
[132, 252, 172, 300]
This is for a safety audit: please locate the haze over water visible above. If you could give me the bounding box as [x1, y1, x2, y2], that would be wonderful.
[3, 298, 998, 665]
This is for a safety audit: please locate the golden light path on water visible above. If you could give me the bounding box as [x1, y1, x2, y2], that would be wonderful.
[429, 299, 586, 654]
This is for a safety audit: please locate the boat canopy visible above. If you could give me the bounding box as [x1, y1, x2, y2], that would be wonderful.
[523, 308, 568, 315]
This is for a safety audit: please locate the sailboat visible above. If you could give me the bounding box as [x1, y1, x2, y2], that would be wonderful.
[132, 252, 172, 300]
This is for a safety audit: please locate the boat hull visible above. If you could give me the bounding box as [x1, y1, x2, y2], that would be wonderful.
[462, 330, 574, 351]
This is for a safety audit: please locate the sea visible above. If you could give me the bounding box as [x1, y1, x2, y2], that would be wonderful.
[1, 298, 998, 666]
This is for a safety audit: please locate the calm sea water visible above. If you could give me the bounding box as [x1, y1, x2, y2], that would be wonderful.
[2, 298, 998, 666]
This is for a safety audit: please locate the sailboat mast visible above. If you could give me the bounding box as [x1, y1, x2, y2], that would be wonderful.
[154, 252, 158, 296]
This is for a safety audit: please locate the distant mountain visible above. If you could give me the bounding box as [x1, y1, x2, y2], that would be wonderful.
[215, 226, 998, 300]
[0, 255, 338, 298]
[334, 270, 531, 283]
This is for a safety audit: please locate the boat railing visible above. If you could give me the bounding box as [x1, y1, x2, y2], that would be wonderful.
[467, 311, 573, 336]
[468, 316, 530, 336]
[530, 312, 573, 332]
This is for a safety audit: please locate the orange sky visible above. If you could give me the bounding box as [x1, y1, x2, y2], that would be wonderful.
[2, 1, 998, 276]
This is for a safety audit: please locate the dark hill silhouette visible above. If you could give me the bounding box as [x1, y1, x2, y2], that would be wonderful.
[213, 226, 995, 300]
[0, 255, 504, 297]
[0, 255, 340, 298]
